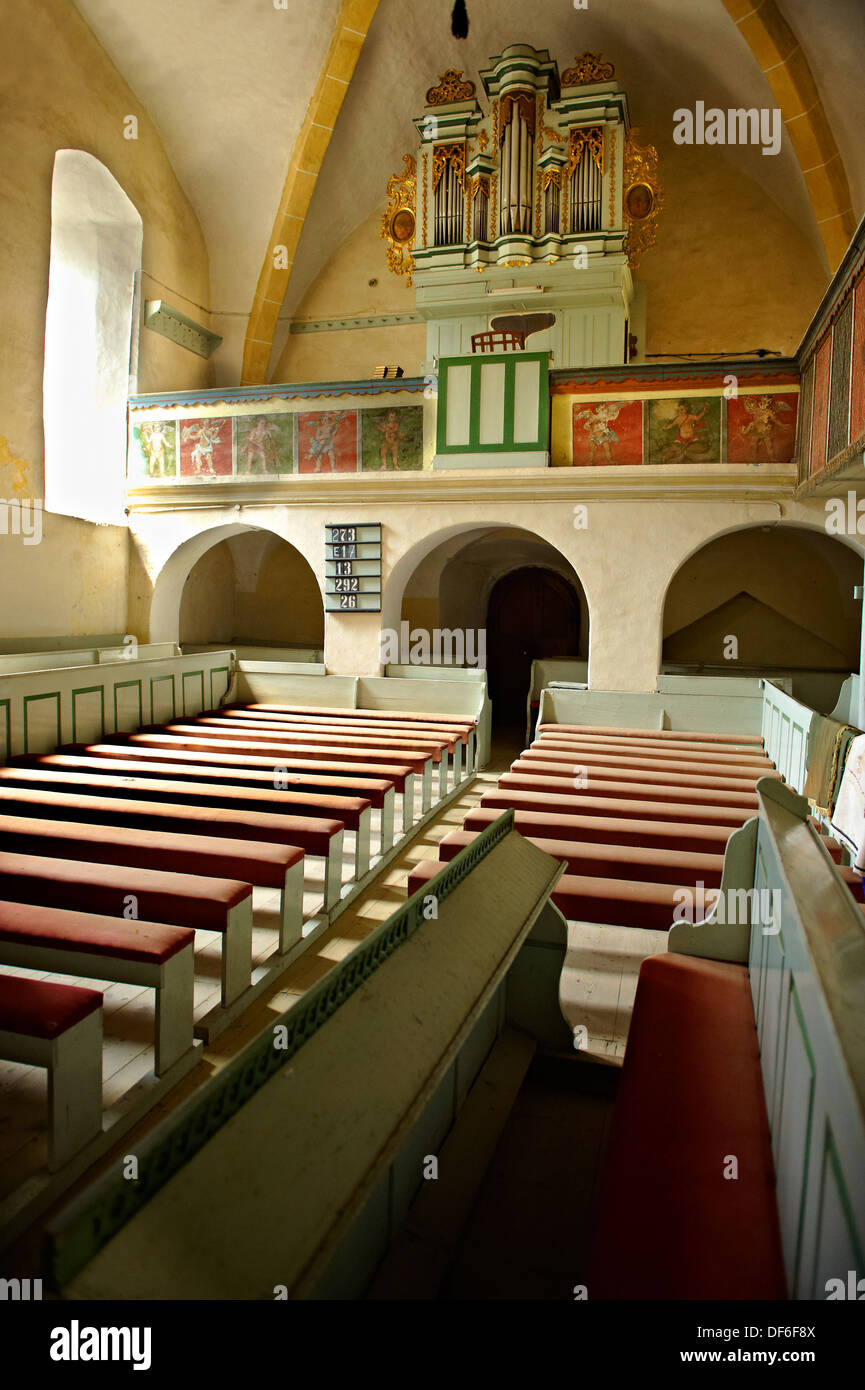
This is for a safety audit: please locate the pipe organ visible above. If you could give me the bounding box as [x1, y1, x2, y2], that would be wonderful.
[390, 45, 661, 371]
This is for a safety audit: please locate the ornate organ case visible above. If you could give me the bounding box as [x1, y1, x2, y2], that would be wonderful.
[411, 46, 636, 372]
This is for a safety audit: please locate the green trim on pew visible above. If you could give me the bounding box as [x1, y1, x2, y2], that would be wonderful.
[42, 808, 516, 1290]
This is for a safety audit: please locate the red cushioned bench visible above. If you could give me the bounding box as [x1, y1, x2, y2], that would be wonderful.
[0, 815, 306, 953]
[0, 784, 345, 911]
[6, 759, 374, 878]
[436, 828, 725, 888]
[478, 790, 751, 835]
[220, 706, 472, 744]
[502, 769, 760, 809]
[83, 740, 417, 835]
[175, 718, 456, 798]
[122, 731, 437, 816]
[534, 733, 774, 769]
[511, 756, 765, 800]
[241, 701, 476, 731]
[195, 714, 466, 792]
[0, 900, 195, 1078]
[521, 746, 778, 786]
[0, 852, 255, 1008]
[584, 952, 786, 1299]
[465, 804, 738, 855]
[37, 750, 398, 855]
[536, 723, 765, 746]
[0, 972, 103, 1170]
[406, 857, 717, 929]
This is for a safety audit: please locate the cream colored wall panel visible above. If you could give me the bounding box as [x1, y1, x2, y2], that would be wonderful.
[23, 691, 61, 755]
[513, 360, 540, 443]
[445, 365, 472, 447]
[150, 674, 176, 724]
[71, 685, 105, 744]
[478, 363, 506, 445]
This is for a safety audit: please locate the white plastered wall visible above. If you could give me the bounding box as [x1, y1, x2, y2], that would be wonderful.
[133, 493, 861, 692]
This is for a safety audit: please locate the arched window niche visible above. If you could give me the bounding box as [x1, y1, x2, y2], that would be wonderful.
[43, 150, 142, 524]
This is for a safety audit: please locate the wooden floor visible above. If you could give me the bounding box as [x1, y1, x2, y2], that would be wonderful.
[1, 725, 663, 1270]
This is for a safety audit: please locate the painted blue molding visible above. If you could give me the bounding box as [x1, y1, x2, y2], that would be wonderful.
[129, 378, 428, 411]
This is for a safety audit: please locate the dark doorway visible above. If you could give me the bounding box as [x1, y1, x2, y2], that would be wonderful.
[486, 567, 580, 728]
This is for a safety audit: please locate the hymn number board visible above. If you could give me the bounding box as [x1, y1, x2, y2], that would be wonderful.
[325, 523, 382, 612]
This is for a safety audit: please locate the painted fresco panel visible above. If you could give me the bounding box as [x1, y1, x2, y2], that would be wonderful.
[810, 335, 832, 476]
[297, 411, 358, 473]
[360, 406, 424, 471]
[179, 418, 233, 477]
[235, 413, 294, 474]
[646, 397, 721, 465]
[849, 279, 865, 445]
[727, 393, 798, 465]
[131, 420, 177, 480]
[571, 400, 643, 465]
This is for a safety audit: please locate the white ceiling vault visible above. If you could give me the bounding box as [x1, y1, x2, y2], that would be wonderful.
[73, 0, 865, 382]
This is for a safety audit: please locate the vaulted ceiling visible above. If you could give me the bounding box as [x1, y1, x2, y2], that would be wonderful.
[73, 0, 865, 383]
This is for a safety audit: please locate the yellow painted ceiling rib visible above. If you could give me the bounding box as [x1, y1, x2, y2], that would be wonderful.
[241, 0, 381, 385]
[722, 0, 855, 270]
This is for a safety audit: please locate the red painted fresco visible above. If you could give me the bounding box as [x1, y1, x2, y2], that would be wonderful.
[810, 336, 832, 475]
[572, 399, 643, 465]
[727, 393, 798, 465]
[178, 417, 233, 477]
[297, 411, 358, 473]
[850, 279, 865, 445]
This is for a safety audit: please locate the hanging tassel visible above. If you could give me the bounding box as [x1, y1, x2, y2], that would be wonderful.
[451, 0, 469, 39]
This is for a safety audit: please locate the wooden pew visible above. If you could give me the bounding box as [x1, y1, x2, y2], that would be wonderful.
[477, 789, 752, 832]
[169, 718, 456, 799]
[405, 857, 716, 931]
[0, 765, 367, 884]
[0, 973, 103, 1170]
[0, 901, 194, 1077]
[120, 731, 436, 818]
[211, 711, 469, 786]
[501, 769, 760, 809]
[464, 805, 740, 854]
[520, 745, 779, 785]
[80, 740, 415, 838]
[0, 852, 255, 1009]
[236, 702, 479, 775]
[0, 785, 345, 911]
[0, 815, 305, 953]
[11, 755, 387, 869]
[583, 953, 785, 1299]
[436, 828, 725, 887]
[536, 723, 765, 746]
[36, 750, 397, 855]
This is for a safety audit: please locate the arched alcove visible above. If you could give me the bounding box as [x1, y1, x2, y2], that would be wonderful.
[390, 522, 588, 729]
[661, 524, 862, 705]
[179, 530, 324, 650]
[43, 150, 142, 524]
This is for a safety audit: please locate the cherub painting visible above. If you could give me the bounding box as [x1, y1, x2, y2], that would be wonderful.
[727, 393, 797, 464]
[297, 411, 358, 473]
[361, 406, 423, 471]
[647, 397, 721, 465]
[135, 420, 176, 478]
[179, 417, 232, 477]
[235, 413, 293, 474]
[571, 399, 643, 466]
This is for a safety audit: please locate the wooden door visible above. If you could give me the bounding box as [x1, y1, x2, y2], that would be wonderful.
[486, 568, 580, 725]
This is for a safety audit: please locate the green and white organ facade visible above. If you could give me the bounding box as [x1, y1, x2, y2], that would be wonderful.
[395, 44, 656, 467]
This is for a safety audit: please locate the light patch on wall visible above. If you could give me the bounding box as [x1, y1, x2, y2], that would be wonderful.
[43, 150, 143, 525]
[0, 437, 29, 495]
